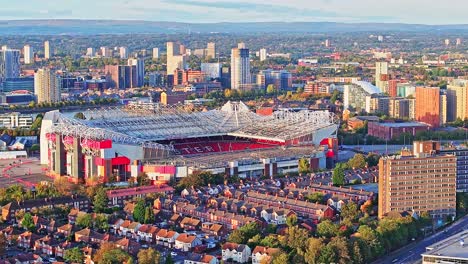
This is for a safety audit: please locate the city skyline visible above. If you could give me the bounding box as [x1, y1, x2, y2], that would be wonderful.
[2, 0, 468, 25]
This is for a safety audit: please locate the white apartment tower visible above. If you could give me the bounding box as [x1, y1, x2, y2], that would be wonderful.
[44, 41, 51, 59]
[128, 58, 145, 87]
[259, 48, 267, 61]
[120, 47, 128, 59]
[34, 68, 61, 103]
[231, 43, 251, 90]
[375, 61, 389, 93]
[24, 45, 34, 64]
[152, 48, 159, 59]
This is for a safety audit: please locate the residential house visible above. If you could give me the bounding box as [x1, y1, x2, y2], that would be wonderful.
[115, 237, 141, 255]
[34, 236, 59, 256]
[155, 229, 179, 248]
[175, 233, 203, 252]
[1, 196, 90, 222]
[68, 208, 80, 224]
[17, 231, 43, 250]
[222, 242, 251, 263]
[180, 217, 201, 231]
[107, 185, 174, 207]
[54, 241, 74, 259]
[137, 224, 159, 243]
[56, 223, 75, 238]
[252, 246, 281, 264]
[0, 225, 22, 245]
[184, 253, 219, 264]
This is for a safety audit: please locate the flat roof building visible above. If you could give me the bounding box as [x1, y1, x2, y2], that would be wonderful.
[378, 143, 457, 222]
[368, 121, 430, 140]
[421, 230, 468, 264]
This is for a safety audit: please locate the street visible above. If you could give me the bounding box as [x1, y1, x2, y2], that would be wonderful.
[374, 215, 468, 264]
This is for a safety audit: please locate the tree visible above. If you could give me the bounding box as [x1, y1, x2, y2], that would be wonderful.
[64, 247, 85, 263]
[298, 158, 310, 174]
[316, 220, 338, 238]
[137, 172, 150, 186]
[305, 192, 325, 203]
[93, 187, 108, 213]
[133, 199, 146, 223]
[93, 242, 116, 263]
[332, 164, 346, 186]
[76, 213, 93, 228]
[340, 201, 360, 222]
[137, 248, 161, 264]
[366, 153, 380, 167]
[281, 226, 309, 255]
[348, 153, 367, 169]
[286, 215, 297, 227]
[266, 84, 276, 95]
[356, 225, 384, 258]
[144, 206, 154, 224]
[165, 254, 174, 264]
[93, 214, 109, 231]
[317, 244, 337, 264]
[328, 236, 351, 264]
[271, 252, 288, 264]
[21, 213, 36, 231]
[304, 238, 324, 264]
[227, 222, 260, 244]
[101, 248, 133, 264]
[74, 112, 86, 120]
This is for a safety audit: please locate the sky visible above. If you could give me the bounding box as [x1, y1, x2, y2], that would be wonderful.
[1, 0, 468, 25]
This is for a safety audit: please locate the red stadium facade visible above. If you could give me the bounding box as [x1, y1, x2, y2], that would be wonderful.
[41, 102, 339, 185]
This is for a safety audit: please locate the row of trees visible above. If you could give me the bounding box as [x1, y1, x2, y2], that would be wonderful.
[226, 200, 428, 264]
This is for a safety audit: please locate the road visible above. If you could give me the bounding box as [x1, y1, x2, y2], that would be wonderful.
[374, 215, 468, 264]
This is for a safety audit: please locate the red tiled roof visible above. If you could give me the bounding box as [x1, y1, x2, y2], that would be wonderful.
[106, 185, 174, 198]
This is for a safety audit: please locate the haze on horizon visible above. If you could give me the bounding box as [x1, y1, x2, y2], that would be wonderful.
[1, 0, 468, 25]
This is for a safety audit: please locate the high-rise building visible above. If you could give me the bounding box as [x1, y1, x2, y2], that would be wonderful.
[86, 48, 95, 57]
[377, 35, 384, 42]
[119, 47, 128, 59]
[259, 48, 267, 61]
[256, 69, 291, 90]
[201, 63, 222, 79]
[166, 42, 186, 75]
[445, 39, 450, 46]
[325, 39, 331, 47]
[100, 46, 112, 57]
[179, 44, 186, 55]
[447, 79, 468, 122]
[34, 68, 61, 103]
[388, 79, 398, 97]
[378, 141, 456, 221]
[44, 41, 51, 59]
[152, 48, 159, 59]
[105, 65, 137, 89]
[344, 81, 381, 111]
[0, 48, 21, 84]
[231, 43, 251, 90]
[23, 45, 34, 64]
[128, 58, 145, 87]
[206, 42, 216, 59]
[456, 38, 462, 46]
[148, 72, 163, 87]
[415, 87, 442, 127]
[375, 61, 389, 93]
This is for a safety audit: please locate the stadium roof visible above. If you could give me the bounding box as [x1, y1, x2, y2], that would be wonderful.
[352, 80, 382, 94]
[47, 101, 338, 151]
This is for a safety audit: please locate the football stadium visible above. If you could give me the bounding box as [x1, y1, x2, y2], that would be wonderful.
[40, 101, 339, 184]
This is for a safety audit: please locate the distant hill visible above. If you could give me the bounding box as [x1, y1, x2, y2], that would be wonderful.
[1, 20, 468, 35]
